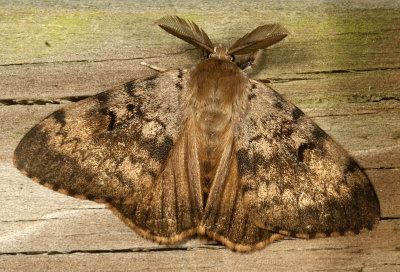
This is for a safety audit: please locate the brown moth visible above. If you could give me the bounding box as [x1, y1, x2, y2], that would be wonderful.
[14, 15, 380, 252]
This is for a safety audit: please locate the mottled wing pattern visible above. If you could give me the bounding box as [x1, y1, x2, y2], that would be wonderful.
[236, 80, 380, 239]
[110, 123, 203, 242]
[14, 70, 203, 242]
[201, 141, 283, 251]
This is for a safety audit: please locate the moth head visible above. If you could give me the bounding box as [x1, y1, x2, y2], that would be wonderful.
[155, 15, 289, 64]
[208, 45, 235, 62]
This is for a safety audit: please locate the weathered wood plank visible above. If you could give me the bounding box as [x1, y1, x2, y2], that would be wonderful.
[2, 65, 399, 111]
[1, 1, 399, 70]
[0, 220, 399, 271]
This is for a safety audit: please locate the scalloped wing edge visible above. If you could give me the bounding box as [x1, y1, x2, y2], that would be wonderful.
[109, 204, 285, 251]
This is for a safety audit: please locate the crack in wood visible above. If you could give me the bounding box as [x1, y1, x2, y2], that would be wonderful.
[364, 167, 400, 170]
[0, 57, 150, 67]
[382, 263, 400, 266]
[312, 112, 379, 118]
[1, 218, 61, 223]
[380, 217, 400, 220]
[0, 245, 224, 256]
[296, 246, 357, 252]
[0, 96, 91, 106]
[366, 97, 400, 103]
[259, 77, 319, 84]
[296, 66, 400, 75]
[2, 96, 398, 107]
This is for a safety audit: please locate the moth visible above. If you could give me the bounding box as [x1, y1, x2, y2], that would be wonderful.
[14, 15, 380, 252]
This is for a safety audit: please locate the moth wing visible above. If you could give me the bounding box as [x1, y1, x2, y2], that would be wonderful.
[156, 15, 214, 53]
[14, 70, 203, 241]
[110, 124, 204, 242]
[201, 135, 284, 251]
[236, 80, 380, 238]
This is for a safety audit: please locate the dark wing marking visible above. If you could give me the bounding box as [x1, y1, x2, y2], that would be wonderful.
[236, 80, 380, 238]
[14, 70, 204, 242]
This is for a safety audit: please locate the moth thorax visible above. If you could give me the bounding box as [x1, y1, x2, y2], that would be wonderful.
[210, 45, 231, 61]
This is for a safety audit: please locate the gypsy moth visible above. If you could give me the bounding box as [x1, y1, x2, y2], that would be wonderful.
[14, 15, 380, 251]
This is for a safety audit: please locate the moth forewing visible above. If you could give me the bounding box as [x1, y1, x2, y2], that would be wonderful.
[13, 15, 380, 252]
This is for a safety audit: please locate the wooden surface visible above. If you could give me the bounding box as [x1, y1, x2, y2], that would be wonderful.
[1, 0, 399, 271]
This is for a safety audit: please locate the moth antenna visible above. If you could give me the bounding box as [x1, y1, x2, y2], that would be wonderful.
[155, 15, 214, 54]
[227, 24, 289, 55]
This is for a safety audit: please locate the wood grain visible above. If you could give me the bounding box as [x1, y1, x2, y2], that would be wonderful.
[1, 0, 399, 271]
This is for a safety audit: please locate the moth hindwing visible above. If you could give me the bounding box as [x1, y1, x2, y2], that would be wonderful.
[14, 15, 380, 252]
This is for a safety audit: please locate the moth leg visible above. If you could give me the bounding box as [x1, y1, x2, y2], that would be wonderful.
[240, 50, 263, 71]
[140, 61, 168, 72]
